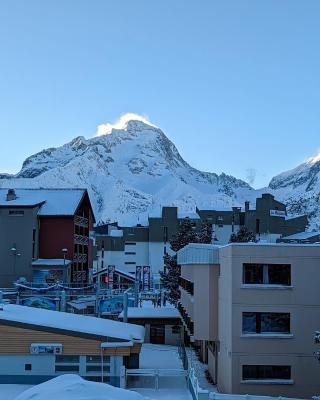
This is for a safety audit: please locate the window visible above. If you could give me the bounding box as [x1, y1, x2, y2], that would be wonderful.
[172, 325, 181, 334]
[55, 355, 79, 373]
[125, 242, 136, 245]
[242, 312, 290, 334]
[55, 365, 79, 372]
[86, 365, 110, 372]
[243, 264, 291, 286]
[56, 355, 79, 363]
[125, 262, 136, 265]
[8, 210, 24, 216]
[86, 355, 110, 363]
[25, 364, 32, 371]
[125, 252, 136, 255]
[242, 365, 291, 381]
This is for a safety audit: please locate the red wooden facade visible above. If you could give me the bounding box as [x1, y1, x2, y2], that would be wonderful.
[39, 191, 95, 284]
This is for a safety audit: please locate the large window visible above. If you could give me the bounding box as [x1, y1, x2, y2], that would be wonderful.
[242, 365, 291, 381]
[242, 312, 290, 334]
[55, 355, 79, 373]
[243, 264, 291, 286]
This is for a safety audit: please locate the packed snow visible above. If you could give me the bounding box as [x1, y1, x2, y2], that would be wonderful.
[14, 374, 144, 400]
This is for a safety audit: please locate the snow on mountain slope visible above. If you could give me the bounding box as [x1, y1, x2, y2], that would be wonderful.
[0, 118, 255, 225]
[268, 154, 320, 229]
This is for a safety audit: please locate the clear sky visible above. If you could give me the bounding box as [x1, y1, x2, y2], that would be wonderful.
[1, 0, 320, 188]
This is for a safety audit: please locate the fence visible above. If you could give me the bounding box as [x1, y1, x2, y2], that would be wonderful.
[126, 368, 187, 390]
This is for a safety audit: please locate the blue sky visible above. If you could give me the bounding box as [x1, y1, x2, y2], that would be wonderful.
[0, 1, 320, 188]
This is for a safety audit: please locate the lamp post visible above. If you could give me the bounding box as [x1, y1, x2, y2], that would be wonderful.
[10, 245, 21, 275]
[62, 248, 68, 283]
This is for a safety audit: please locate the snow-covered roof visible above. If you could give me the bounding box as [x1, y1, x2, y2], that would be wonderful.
[177, 243, 221, 265]
[32, 258, 72, 267]
[178, 211, 200, 220]
[119, 306, 180, 319]
[0, 304, 145, 342]
[0, 189, 87, 216]
[281, 231, 320, 240]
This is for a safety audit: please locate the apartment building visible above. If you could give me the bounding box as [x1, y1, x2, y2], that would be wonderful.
[93, 194, 308, 288]
[0, 188, 95, 286]
[177, 243, 320, 398]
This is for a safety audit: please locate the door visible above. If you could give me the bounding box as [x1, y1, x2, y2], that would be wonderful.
[150, 324, 165, 344]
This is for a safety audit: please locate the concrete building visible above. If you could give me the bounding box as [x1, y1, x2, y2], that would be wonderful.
[93, 194, 308, 288]
[0, 188, 95, 286]
[177, 242, 320, 398]
[0, 304, 144, 385]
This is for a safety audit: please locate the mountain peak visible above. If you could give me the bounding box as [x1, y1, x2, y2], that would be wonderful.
[96, 113, 157, 137]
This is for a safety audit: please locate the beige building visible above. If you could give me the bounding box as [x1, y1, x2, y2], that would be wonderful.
[177, 243, 320, 399]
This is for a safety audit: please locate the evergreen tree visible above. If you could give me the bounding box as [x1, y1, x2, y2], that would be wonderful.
[229, 226, 256, 243]
[196, 222, 213, 244]
[160, 218, 198, 305]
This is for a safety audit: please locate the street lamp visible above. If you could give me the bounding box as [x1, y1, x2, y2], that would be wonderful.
[10, 245, 21, 274]
[62, 248, 68, 283]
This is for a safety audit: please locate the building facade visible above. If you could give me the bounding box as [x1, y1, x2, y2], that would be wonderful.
[0, 188, 95, 286]
[0, 304, 144, 385]
[93, 194, 308, 288]
[177, 243, 320, 398]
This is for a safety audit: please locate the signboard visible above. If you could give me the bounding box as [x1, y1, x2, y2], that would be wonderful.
[270, 210, 286, 218]
[22, 296, 57, 310]
[143, 266, 151, 292]
[33, 269, 64, 285]
[99, 296, 124, 315]
[108, 265, 115, 290]
[30, 343, 63, 355]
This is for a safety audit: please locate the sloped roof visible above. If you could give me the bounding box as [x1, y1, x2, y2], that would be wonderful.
[0, 189, 87, 216]
[0, 304, 144, 342]
[281, 231, 320, 240]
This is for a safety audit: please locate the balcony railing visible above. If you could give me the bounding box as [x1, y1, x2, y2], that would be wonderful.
[74, 234, 89, 246]
[74, 215, 89, 228]
[73, 253, 88, 263]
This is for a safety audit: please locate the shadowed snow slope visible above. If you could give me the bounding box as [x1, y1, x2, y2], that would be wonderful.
[14, 375, 144, 400]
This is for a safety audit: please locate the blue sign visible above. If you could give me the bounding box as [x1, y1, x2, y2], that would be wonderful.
[22, 296, 57, 310]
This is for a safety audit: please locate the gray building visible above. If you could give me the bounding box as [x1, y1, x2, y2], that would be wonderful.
[93, 194, 308, 287]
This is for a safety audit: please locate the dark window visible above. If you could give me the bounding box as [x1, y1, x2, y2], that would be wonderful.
[55, 365, 79, 372]
[86, 355, 110, 363]
[25, 364, 32, 371]
[9, 210, 24, 216]
[125, 252, 136, 255]
[125, 242, 136, 245]
[172, 325, 181, 334]
[163, 226, 168, 242]
[86, 365, 110, 373]
[242, 365, 291, 380]
[243, 264, 291, 285]
[242, 312, 290, 334]
[56, 355, 79, 363]
[125, 262, 136, 265]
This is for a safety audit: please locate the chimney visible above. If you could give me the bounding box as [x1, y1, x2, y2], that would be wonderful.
[6, 189, 17, 201]
[245, 201, 250, 212]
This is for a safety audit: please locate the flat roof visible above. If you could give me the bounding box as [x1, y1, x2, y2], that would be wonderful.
[32, 259, 72, 267]
[0, 304, 145, 342]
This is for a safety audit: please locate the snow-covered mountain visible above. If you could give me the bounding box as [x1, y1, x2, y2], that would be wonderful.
[268, 154, 320, 229]
[0, 117, 256, 225]
[0, 116, 319, 228]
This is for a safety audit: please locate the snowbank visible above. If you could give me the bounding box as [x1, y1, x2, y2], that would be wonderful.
[14, 374, 144, 400]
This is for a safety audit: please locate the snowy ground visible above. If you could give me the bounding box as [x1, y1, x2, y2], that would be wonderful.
[2, 385, 32, 400]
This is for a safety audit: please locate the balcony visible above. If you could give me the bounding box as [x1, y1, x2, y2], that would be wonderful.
[74, 234, 89, 246]
[74, 215, 89, 228]
[73, 253, 88, 263]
